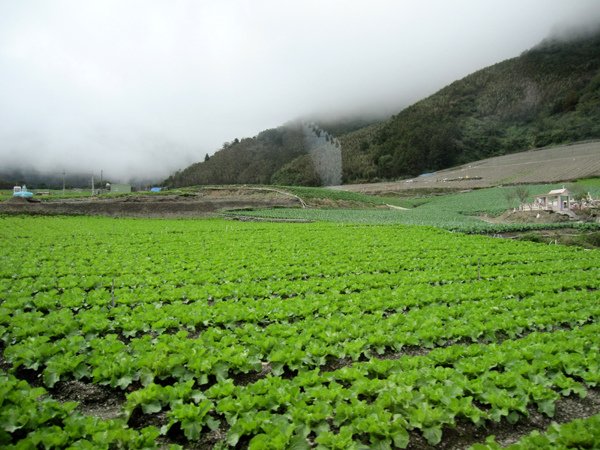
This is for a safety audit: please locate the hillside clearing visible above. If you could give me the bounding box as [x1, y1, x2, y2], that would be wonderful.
[334, 141, 600, 194]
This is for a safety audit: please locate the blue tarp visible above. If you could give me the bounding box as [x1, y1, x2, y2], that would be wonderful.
[13, 191, 33, 198]
[150, 187, 162, 192]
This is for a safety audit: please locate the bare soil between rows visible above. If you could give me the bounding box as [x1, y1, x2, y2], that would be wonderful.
[43, 376, 600, 450]
[8, 319, 597, 450]
[2, 317, 599, 449]
[432, 388, 600, 450]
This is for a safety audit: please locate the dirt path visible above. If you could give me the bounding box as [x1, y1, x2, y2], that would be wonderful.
[386, 203, 409, 210]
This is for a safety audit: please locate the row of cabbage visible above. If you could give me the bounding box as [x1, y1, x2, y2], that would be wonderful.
[231, 182, 600, 231]
[230, 207, 600, 233]
[471, 413, 600, 449]
[1, 217, 599, 448]
[2, 325, 598, 449]
[0, 373, 161, 449]
[3, 284, 599, 390]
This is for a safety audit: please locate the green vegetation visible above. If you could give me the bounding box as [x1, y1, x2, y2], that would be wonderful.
[4, 30, 599, 450]
[406, 182, 597, 217]
[577, 177, 600, 189]
[232, 207, 600, 234]
[280, 186, 411, 207]
[0, 187, 202, 203]
[310, 115, 383, 138]
[0, 374, 160, 449]
[472, 414, 600, 449]
[233, 182, 600, 233]
[165, 123, 310, 187]
[1, 217, 599, 448]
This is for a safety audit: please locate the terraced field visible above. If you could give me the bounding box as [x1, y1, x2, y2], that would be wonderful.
[337, 141, 600, 193]
[233, 182, 600, 233]
[1, 216, 599, 449]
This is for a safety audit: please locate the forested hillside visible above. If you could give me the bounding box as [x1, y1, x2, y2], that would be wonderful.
[166, 121, 345, 188]
[167, 30, 600, 187]
[356, 30, 600, 180]
[165, 123, 307, 186]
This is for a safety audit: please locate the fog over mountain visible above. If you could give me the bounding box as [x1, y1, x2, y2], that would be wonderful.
[1, 0, 599, 182]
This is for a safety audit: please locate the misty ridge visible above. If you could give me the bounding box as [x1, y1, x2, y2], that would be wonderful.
[167, 27, 600, 188]
[1, 1, 600, 188]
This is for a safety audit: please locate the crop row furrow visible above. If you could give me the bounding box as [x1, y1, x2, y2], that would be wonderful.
[3, 288, 597, 396]
[120, 323, 600, 449]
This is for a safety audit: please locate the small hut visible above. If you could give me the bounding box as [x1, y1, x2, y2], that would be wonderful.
[533, 188, 573, 212]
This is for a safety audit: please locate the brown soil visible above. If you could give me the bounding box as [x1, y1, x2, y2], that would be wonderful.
[0, 191, 301, 218]
[4, 196, 32, 204]
[428, 388, 600, 450]
[335, 141, 600, 194]
[50, 380, 125, 420]
[231, 362, 273, 386]
[0, 187, 378, 218]
[488, 209, 573, 224]
[41, 379, 600, 449]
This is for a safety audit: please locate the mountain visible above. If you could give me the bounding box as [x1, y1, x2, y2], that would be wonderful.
[167, 30, 600, 187]
[164, 123, 307, 186]
[165, 119, 369, 187]
[356, 30, 600, 180]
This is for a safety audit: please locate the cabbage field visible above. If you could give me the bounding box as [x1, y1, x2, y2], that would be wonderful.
[1, 216, 599, 449]
[237, 182, 600, 233]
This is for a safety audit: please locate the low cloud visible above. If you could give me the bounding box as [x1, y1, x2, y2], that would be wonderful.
[0, 0, 598, 182]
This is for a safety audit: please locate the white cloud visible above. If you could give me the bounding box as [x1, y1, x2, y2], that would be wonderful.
[0, 0, 598, 181]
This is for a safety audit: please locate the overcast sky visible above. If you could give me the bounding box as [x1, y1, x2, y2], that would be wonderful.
[1, 0, 599, 182]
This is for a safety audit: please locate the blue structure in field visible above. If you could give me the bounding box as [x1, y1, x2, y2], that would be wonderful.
[150, 187, 162, 192]
[13, 186, 33, 198]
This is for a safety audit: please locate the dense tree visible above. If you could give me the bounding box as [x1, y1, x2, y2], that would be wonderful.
[165, 123, 307, 187]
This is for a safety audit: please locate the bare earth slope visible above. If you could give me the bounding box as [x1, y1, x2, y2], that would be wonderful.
[0, 188, 302, 218]
[334, 141, 600, 194]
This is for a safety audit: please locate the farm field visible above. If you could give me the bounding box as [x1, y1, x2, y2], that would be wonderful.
[335, 141, 600, 194]
[234, 182, 600, 233]
[1, 216, 599, 449]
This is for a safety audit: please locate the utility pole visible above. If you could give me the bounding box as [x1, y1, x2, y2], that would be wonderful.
[91, 174, 95, 196]
[62, 170, 66, 195]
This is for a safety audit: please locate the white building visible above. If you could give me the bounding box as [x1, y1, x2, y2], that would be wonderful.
[533, 188, 573, 212]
